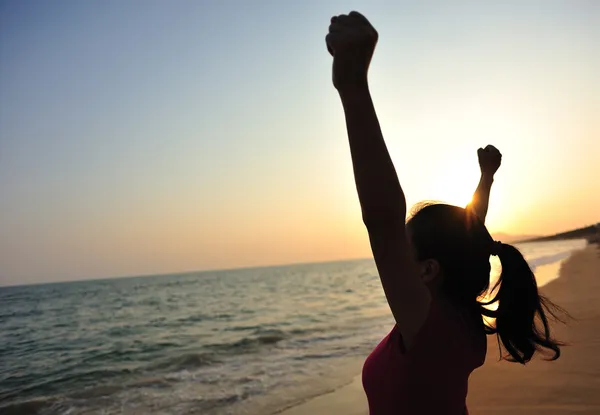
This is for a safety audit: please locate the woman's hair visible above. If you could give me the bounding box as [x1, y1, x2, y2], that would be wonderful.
[406, 202, 563, 364]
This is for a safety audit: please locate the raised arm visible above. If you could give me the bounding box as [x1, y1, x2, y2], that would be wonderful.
[467, 145, 502, 223]
[326, 12, 430, 349]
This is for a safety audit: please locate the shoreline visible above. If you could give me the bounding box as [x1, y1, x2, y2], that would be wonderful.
[276, 376, 366, 415]
[278, 244, 600, 415]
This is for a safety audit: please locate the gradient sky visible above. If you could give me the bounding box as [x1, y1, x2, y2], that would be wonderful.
[1, 0, 598, 285]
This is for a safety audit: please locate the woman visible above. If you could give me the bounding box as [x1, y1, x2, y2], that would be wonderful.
[325, 12, 563, 415]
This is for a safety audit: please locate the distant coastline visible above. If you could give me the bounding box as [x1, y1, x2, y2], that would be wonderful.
[491, 232, 542, 244]
[517, 223, 600, 243]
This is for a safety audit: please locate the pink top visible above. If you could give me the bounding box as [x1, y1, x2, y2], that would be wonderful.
[362, 300, 486, 415]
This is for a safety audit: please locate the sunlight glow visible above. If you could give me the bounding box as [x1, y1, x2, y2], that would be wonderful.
[431, 171, 476, 208]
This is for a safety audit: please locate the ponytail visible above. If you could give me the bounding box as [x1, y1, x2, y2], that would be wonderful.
[481, 243, 563, 364]
[405, 203, 565, 364]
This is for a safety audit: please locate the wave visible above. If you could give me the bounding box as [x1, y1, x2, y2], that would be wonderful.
[0, 397, 54, 415]
[527, 250, 579, 271]
[223, 324, 266, 332]
[144, 329, 297, 374]
[293, 351, 347, 360]
[2, 325, 330, 408]
[211, 331, 288, 352]
[289, 327, 324, 335]
[0, 366, 133, 405]
[147, 326, 338, 373]
[148, 352, 220, 372]
[69, 384, 123, 399]
[176, 313, 233, 324]
[0, 378, 171, 415]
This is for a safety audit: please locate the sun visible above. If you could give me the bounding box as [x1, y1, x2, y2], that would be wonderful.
[430, 163, 479, 208]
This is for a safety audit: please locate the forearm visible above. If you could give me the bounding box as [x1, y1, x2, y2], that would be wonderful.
[469, 174, 494, 223]
[339, 84, 406, 227]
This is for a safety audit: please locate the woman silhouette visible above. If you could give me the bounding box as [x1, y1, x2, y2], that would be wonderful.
[326, 11, 563, 415]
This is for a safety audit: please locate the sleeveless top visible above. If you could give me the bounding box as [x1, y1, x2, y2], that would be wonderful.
[362, 300, 486, 414]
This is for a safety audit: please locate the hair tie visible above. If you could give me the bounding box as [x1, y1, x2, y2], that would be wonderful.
[491, 240, 503, 257]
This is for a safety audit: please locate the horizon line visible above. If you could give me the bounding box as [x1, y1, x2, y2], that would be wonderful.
[0, 255, 373, 289]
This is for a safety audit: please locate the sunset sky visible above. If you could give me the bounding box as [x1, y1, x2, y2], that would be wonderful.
[1, 1, 598, 285]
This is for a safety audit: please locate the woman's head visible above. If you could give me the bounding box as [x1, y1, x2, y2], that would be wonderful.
[406, 203, 493, 301]
[406, 202, 563, 364]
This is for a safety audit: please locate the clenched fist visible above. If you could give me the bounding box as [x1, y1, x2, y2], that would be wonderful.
[325, 11, 378, 91]
[478, 145, 502, 177]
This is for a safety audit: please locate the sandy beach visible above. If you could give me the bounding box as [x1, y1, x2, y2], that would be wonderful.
[280, 244, 600, 415]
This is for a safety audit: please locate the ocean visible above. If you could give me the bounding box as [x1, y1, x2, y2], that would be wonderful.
[0, 239, 587, 415]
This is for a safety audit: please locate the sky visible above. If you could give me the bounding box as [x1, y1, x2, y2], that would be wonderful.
[1, 0, 598, 285]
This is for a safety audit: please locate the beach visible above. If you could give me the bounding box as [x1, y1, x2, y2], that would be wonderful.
[279, 244, 600, 415]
